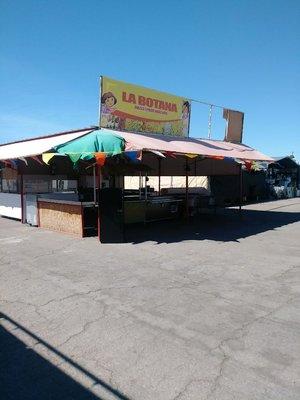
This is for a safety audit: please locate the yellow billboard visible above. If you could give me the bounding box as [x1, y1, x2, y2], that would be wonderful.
[100, 77, 191, 136]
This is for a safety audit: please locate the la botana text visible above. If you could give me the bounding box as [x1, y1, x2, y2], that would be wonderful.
[122, 92, 179, 113]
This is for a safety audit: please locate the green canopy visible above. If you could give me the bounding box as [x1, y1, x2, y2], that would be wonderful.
[53, 129, 125, 163]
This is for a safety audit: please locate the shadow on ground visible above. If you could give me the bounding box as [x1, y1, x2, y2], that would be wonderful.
[0, 312, 130, 400]
[124, 207, 300, 244]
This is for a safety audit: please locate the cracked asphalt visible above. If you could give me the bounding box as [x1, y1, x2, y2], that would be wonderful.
[0, 198, 300, 400]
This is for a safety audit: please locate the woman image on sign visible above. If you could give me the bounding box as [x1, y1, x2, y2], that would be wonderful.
[101, 92, 117, 114]
[101, 92, 118, 128]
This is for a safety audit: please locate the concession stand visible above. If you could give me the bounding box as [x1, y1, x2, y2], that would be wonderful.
[0, 127, 273, 242]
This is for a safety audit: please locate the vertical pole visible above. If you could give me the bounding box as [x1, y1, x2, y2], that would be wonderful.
[93, 165, 96, 204]
[20, 172, 25, 224]
[37, 200, 40, 227]
[139, 172, 142, 200]
[185, 158, 189, 219]
[239, 163, 243, 216]
[81, 204, 84, 238]
[145, 172, 148, 200]
[97, 165, 101, 241]
[98, 76, 103, 128]
[208, 105, 213, 139]
[187, 100, 191, 138]
[158, 157, 161, 196]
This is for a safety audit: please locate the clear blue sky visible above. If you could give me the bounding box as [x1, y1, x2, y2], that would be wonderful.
[0, 0, 299, 159]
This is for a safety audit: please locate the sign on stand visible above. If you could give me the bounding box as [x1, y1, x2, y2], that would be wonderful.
[99, 76, 191, 137]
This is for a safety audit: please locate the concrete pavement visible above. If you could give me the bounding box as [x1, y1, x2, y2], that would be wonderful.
[0, 199, 300, 399]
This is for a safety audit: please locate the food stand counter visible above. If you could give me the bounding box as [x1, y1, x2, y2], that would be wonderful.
[37, 198, 97, 237]
[124, 196, 184, 224]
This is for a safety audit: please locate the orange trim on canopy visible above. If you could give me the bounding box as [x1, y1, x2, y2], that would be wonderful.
[94, 152, 106, 166]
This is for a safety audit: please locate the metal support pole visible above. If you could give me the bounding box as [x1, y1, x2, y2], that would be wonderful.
[185, 158, 189, 219]
[145, 172, 148, 200]
[139, 172, 142, 200]
[208, 105, 213, 139]
[97, 165, 101, 241]
[20, 172, 25, 224]
[239, 164, 243, 216]
[158, 157, 161, 196]
[93, 165, 96, 204]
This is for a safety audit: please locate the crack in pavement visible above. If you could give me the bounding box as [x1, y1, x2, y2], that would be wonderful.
[57, 313, 105, 348]
[172, 379, 199, 400]
[206, 346, 229, 399]
[0, 298, 48, 320]
[24, 242, 78, 264]
[205, 293, 300, 398]
[271, 264, 300, 280]
[209, 293, 300, 354]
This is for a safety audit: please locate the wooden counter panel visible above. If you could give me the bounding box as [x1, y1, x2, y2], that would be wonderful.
[38, 201, 82, 236]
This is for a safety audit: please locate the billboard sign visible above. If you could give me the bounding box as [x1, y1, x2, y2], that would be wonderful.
[100, 77, 191, 137]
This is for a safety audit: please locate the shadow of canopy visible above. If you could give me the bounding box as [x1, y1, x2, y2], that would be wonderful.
[124, 206, 300, 244]
[0, 312, 131, 400]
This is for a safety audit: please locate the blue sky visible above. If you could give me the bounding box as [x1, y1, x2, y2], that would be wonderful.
[0, 0, 299, 159]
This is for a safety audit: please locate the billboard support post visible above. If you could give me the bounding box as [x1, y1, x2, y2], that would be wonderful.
[208, 105, 213, 139]
[98, 76, 103, 129]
